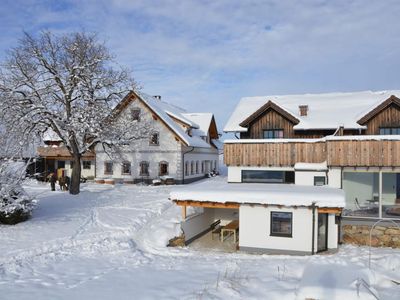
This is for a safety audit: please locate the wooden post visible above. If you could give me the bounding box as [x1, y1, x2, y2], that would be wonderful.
[182, 206, 187, 219]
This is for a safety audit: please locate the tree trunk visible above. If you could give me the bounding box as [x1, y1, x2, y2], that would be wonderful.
[69, 154, 81, 195]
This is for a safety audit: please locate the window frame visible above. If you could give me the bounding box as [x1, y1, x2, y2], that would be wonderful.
[314, 176, 326, 186]
[379, 127, 400, 135]
[149, 132, 160, 146]
[139, 161, 149, 176]
[82, 161, 91, 170]
[159, 161, 169, 176]
[104, 161, 113, 175]
[121, 161, 132, 175]
[131, 108, 141, 121]
[270, 211, 293, 238]
[263, 129, 284, 139]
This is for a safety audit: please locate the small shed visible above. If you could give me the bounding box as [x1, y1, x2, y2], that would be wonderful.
[170, 181, 345, 255]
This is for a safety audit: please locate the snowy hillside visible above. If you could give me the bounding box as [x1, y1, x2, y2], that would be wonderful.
[0, 178, 399, 299]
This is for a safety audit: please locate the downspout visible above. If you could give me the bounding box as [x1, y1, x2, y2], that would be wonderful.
[311, 202, 316, 255]
[182, 146, 194, 184]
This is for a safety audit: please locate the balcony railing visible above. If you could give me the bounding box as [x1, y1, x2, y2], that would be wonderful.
[224, 136, 400, 167]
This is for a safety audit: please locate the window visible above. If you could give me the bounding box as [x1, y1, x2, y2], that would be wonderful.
[104, 162, 113, 175]
[190, 161, 194, 175]
[195, 161, 199, 174]
[201, 161, 205, 173]
[185, 161, 189, 176]
[122, 161, 131, 175]
[57, 161, 65, 169]
[139, 161, 149, 176]
[342, 172, 379, 218]
[242, 170, 295, 183]
[131, 108, 141, 121]
[314, 176, 326, 186]
[379, 127, 400, 135]
[263, 129, 284, 139]
[70, 161, 74, 169]
[159, 161, 169, 176]
[149, 132, 159, 145]
[271, 212, 292, 237]
[83, 161, 91, 170]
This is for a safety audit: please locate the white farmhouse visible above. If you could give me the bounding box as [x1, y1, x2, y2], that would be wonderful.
[95, 91, 220, 184]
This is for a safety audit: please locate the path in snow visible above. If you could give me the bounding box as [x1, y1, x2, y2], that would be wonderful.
[0, 178, 399, 299]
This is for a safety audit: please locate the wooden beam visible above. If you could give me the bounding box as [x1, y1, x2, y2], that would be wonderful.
[173, 200, 239, 209]
[181, 206, 187, 219]
[318, 207, 342, 214]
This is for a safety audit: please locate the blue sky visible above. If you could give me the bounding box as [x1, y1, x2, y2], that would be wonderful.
[1, 0, 400, 132]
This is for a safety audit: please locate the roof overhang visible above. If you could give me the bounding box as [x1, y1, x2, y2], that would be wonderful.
[357, 95, 400, 125]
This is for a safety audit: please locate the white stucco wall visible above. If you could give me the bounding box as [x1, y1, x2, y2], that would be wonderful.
[227, 166, 294, 183]
[327, 214, 338, 249]
[327, 168, 342, 188]
[239, 205, 314, 253]
[239, 205, 339, 253]
[295, 171, 327, 186]
[183, 146, 219, 182]
[181, 208, 214, 241]
[95, 98, 218, 183]
[55, 159, 96, 178]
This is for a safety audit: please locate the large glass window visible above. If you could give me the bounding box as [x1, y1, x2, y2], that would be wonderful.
[382, 173, 400, 218]
[314, 176, 326, 186]
[242, 170, 294, 183]
[342, 172, 379, 217]
[270, 212, 292, 237]
[263, 129, 284, 139]
[379, 127, 400, 135]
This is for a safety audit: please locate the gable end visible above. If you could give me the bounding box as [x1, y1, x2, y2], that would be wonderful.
[239, 100, 300, 128]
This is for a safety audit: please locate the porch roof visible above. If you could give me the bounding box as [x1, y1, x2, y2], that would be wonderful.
[170, 179, 345, 208]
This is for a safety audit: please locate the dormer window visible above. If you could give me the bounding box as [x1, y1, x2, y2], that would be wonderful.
[263, 129, 284, 139]
[149, 132, 159, 145]
[132, 108, 141, 121]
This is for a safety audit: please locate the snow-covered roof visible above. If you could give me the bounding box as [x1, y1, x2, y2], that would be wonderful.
[182, 113, 213, 137]
[170, 180, 345, 208]
[136, 92, 212, 148]
[43, 129, 63, 142]
[224, 90, 400, 132]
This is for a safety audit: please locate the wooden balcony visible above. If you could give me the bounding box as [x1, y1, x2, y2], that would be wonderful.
[224, 137, 400, 167]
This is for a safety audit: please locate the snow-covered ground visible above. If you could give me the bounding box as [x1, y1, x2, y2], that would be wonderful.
[0, 177, 399, 300]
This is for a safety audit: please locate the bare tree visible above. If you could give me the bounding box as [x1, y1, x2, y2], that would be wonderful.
[0, 31, 148, 194]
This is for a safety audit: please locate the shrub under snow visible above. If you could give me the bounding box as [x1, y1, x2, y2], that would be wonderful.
[0, 160, 36, 225]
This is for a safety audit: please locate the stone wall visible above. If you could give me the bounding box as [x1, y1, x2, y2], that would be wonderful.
[342, 225, 400, 247]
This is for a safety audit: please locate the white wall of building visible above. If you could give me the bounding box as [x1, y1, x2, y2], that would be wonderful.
[295, 171, 327, 186]
[181, 208, 214, 241]
[327, 214, 338, 249]
[56, 159, 96, 178]
[239, 205, 314, 253]
[95, 98, 218, 183]
[239, 205, 338, 253]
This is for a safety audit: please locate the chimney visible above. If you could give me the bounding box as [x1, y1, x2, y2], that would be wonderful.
[154, 95, 161, 100]
[299, 105, 308, 116]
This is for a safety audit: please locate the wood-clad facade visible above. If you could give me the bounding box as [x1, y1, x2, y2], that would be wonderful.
[228, 95, 400, 168]
[240, 109, 296, 139]
[224, 139, 400, 167]
[361, 103, 400, 135]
